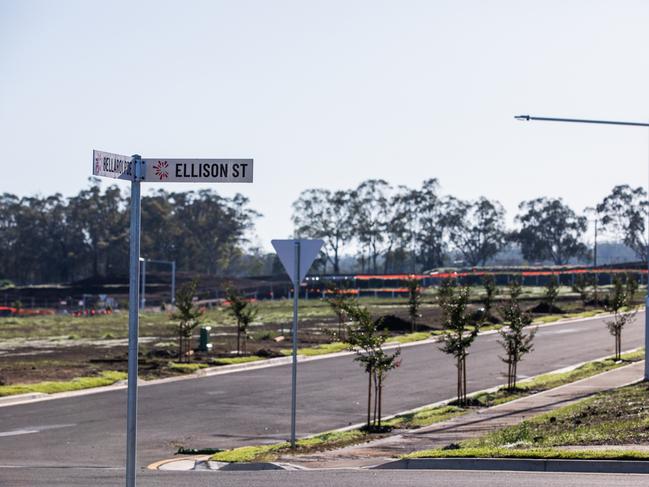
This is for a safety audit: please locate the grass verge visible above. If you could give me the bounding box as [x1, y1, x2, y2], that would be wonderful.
[0, 371, 127, 397]
[472, 349, 643, 407]
[210, 429, 369, 462]
[168, 362, 209, 373]
[406, 381, 649, 460]
[405, 447, 649, 461]
[209, 356, 264, 366]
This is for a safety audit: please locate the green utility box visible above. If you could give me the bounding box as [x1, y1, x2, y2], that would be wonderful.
[198, 326, 212, 352]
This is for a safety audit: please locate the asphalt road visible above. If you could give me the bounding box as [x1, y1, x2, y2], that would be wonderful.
[0, 312, 644, 485]
[1, 467, 647, 487]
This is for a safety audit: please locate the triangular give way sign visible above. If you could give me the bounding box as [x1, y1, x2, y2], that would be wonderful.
[271, 239, 324, 286]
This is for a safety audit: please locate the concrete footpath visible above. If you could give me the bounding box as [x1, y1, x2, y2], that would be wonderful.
[278, 361, 645, 469]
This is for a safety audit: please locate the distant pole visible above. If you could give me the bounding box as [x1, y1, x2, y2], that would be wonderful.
[171, 261, 176, 305]
[290, 240, 300, 448]
[140, 258, 146, 310]
[515, 114, 649, 380]
[126, 155, 143, 487]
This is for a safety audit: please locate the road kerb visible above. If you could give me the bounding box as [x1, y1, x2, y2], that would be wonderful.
[373, 457, 649, 473]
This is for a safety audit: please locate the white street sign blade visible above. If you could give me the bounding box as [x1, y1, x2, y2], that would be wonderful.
[93, 150, 133, 180]
[142, 159, 253, 183]
[271, 239, 324, 286]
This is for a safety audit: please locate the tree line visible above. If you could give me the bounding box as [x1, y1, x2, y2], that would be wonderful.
[0, 179, 259, 284]
[292, 179, 649, 273]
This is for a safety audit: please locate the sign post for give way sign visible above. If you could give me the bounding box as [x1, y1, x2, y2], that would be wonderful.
[93, 150, 253, 487]
[271, 239, 324, 448]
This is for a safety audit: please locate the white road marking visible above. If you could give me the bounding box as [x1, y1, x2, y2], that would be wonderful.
[0, 423, 75, 437]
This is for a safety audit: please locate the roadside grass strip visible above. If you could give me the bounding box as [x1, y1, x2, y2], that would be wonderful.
[405, 447, 649, 461]
[167, 362, 209, 373]
[383, 405, 466, 429]
[281, 342, 349, 357]
[208, 356, 264, 366]
[204, 350, 645, 463]
[472, 349, 644, 407]
[0, 370, 127, 397]
[406, 381, 649, 461]
[211, 430, 368, 462]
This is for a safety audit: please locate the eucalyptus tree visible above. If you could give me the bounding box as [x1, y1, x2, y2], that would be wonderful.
[514, 197, 588, 265]
[445, 197, 506, 266]
[292, 188, 352, 273]
[597, 185, 649, 263]
[416, 179, 448, 270]
[349, 179, 391, 273]
[67, 180, 129, 278]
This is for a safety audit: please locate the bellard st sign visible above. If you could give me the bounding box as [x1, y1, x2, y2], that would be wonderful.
[92, 150, 253, 487]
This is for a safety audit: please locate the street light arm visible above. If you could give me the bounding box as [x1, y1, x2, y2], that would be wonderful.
[514, 114, 649, 128]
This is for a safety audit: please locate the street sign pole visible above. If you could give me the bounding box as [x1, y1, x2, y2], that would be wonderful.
[290, 241, 300, 448]
[125, 154, 143, 487]
[271, 238, 323, 449]
[93, 150, 253, 487]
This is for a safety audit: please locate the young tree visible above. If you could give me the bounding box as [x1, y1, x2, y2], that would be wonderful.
[438, 286, 479, 406]
[625, 273, 639, 305]
[172, 280, 204, 363]
[445, 197, 506, 266]
[571, 273, 597, 307]
[514, 197, 588, 265]
[226, 288, 258, 356]
[325, 286, 350, 341]
[597, 185, 649, 263]
[437, 278, 457, 308]
[337, 301, 400, 430]
[481, 275, 498, 321]
[499, 283, 537, 390]
[542, 275, 560, 309]
[605, 276, 637, 360]
[406, 277, 422, 332]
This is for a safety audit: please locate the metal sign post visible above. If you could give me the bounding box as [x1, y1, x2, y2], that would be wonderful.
[93, 150, 253, 487]
[290, 241, 300, 448]
[139, 258, 146, 310]
[125, 154, 143, 487]
[271, 239, 324, 448]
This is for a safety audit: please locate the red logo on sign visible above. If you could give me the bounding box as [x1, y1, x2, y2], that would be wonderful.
[153, 160, 169, 180]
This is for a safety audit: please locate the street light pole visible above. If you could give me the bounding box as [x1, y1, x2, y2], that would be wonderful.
[139, 259, 177, 306]
[516, 114, 649, 380]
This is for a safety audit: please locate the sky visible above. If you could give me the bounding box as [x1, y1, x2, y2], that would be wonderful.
[2, 0, 649, 251]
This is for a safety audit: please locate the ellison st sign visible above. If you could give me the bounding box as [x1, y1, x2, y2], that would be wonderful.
[144, 158, 253, 183]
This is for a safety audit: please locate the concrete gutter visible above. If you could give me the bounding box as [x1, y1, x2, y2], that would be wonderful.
[374, 457, 649, 474]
